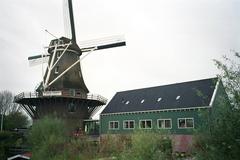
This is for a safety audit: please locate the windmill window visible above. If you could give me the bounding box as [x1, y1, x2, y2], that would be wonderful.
[57, 51, 61, 58]
[141, 99, 145, 103]
[125, 101, 130, 105]
[157, 97, 162, 102]
[57, 40, 61, 45]
[68, 102, 76, 113]
[54, 66, 59, 74]
[69, 89, 75, 96]
[53, 40, 58, 45]
[176, 96, 181, 100]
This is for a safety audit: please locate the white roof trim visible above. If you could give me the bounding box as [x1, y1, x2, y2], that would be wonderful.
[8, 155, 30, 160]
[209, 78, 220, 107]
[101, 106, 211, 116]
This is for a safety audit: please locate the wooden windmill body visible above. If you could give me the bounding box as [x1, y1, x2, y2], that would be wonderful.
[15, 0, 126, 131]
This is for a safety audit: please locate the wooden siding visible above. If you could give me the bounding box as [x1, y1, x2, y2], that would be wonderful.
[100, 109, 208, 135]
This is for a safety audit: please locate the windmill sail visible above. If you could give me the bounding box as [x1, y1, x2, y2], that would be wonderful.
[79, 35, 126, 52]
[28, 54, 49, 67]
[63, 0, 76, 42]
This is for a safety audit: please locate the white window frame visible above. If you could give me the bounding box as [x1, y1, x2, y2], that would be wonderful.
[54, 66, 59, 74]
[139, 119, 152, 129]
[57, 51, 61, 58]
[157, 119, 172, 129]
[123, 120, 135, 129]
[177, 118, 194, 129]
[109, 121, 119, 130]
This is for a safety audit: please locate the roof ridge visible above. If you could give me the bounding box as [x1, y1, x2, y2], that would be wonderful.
[102, 77, 218, 114]
[117, 77, 218, 94]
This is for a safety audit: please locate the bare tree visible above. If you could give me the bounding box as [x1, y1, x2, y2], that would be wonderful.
[0, 91, 19, 113]
[0, 90, 20, 131]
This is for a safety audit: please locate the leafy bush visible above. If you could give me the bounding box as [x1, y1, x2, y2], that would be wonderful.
[119, 131, 172, 160]
[194, 99, 240, 160]
[100, 134, 131, 158]
[29, 117, 173, 160]
[29, 116, 101, 160]
[194, 53, 240, 160]
[4, 111, 29, 130]
[29, 116, 67, 160]
[0, 131, 22, 160]
[67, 137, 99, 159]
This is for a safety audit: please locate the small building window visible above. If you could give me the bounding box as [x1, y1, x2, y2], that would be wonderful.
[178, 118, 194, 129]
[123, 120, 135, 129]
[176, 96, 181, 100]
[54, 66, 59, 74]
[141, 99, 145, 103]
[139, 120, 152, 129]
[125, 101, 130, 105]
[109, 121, 119, 130]
[157, 97, 162, 102]
[158, 119, 172, 129]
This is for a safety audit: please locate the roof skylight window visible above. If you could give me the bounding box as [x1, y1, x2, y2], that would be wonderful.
[141, 99, 145, 104]
[157, 97, 162, 102]
[176, 96, 181, 100]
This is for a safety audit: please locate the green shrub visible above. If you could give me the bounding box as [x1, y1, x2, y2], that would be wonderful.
[3, 111, 29, 130]
[67, 137, 99, 159]
[0, 131, 21, 160]
[29, 116, 67, 160]
[29, 117, 173, 160]
[100, 134, 131, 157]
[29, 116, 101, 160]
[119, 131, 172, 160]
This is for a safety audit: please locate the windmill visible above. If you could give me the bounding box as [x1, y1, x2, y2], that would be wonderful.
[15, 0, 126, 131]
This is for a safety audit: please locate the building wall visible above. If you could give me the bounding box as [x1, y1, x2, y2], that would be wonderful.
[207, 81, 231, 130]
[100, 80, 230, 136]
[99, 79, 230, 153]
[100, 109, 208, 135]
[211, 81, 230, 108]
[35, 99, 90, 131]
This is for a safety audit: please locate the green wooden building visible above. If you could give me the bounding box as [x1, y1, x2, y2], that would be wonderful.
[100, 77, 228, 152]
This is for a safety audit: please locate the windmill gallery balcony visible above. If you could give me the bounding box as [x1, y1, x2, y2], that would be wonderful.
[14, 90, 108, 107]
[14, 90, 107, 119]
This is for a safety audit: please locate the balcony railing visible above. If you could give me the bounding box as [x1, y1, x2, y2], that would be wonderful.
[87, 94, 108, 104]
[14, 92, 39, 102]
[14, 91, 107, 104]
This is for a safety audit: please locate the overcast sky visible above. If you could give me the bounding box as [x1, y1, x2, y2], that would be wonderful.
[0, 0, 240, 102]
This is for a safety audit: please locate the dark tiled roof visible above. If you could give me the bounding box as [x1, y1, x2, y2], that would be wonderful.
[101, 78, 218, 114]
